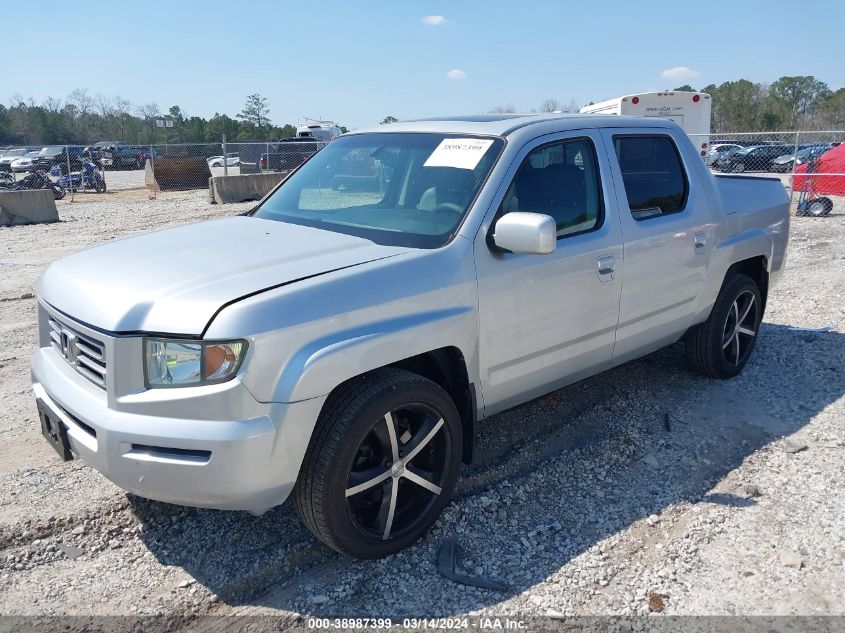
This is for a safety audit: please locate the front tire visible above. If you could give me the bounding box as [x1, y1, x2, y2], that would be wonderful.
[294, 368, 462, 559]
[686, 274, 762, 379]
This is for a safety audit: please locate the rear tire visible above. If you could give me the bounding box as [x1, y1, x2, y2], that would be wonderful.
[294, 368, 462, 559]
[686, 274, 762, 379]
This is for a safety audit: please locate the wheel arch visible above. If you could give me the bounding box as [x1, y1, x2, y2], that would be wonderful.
[317, 347, 477, 465]
[724, 255, 769, 315]
[389, 347, 476, 465]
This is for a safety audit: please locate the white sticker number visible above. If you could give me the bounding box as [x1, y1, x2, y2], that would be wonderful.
[423, 138, 494, 170]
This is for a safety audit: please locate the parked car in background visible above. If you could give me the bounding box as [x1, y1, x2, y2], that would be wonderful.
[32, 114, 789, 559]
[31, 146, 85, 174]
[705, 143, 743, 166]
[83, 141, 121, 163]
[0, 147, 38, 172]
[99, 143, 151, 170]
[715, 144, 791, 173]
[771, 143, 834, 172]
[258, 138, 325, 172]
[711, 139, 750, 147]
[207, 153, 240, 168]
[10, 150, 42, 173]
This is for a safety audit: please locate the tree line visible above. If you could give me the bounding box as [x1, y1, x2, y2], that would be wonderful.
[3, 75, 844, 147]
[679, 76, 844, 132]
[494, 76, 844, 133]
[0, 91, 347, 146]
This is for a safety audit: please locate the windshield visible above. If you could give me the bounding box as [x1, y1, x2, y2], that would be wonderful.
[255, 133, 503, 248]
[39, 146, 63, 156]
[2, 149, 27, 158]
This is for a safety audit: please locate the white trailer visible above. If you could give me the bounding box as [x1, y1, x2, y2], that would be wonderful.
[296, 120, 342, 142]
[580, 91, 712, 156]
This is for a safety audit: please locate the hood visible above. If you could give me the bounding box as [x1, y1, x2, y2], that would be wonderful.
[39, 216, 411, 335]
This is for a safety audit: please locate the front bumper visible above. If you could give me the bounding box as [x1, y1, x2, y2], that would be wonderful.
[31, 332, 325, 515]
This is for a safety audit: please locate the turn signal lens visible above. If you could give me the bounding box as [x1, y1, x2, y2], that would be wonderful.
[204, 342, 245, 381]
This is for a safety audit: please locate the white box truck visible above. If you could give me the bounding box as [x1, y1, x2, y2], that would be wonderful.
[296, 122, 342, 142]
[580, 91, 712, 156]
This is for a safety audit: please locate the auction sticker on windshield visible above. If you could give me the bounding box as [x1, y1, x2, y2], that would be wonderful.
[424, 138, 494, 170]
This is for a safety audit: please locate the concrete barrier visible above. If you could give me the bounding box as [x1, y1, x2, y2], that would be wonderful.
[0, 190, 59, 227]
[209, 171, 290, 204]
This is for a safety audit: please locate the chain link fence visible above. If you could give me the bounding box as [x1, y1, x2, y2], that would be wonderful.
[2, 133, 843, 215]
[690, 130, 845, 217]
[0, 139, 328, 198]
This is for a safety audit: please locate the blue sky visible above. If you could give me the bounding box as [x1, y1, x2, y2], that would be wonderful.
[3, 0, 844, 129]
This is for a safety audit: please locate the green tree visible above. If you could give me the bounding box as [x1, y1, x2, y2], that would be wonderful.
[707, 79, 773, 132]
[817, 88, 845, 128]
[769, 76, 832, 128]
[204, 113, 240, 142]
[184, 116, 206, 143]
[277, 123, 297, 138]
[0, 105, 9, 142]
[237, 94, 271, 136]
[673, 84, 696, 92]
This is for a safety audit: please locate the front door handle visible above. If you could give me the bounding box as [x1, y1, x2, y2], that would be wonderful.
[694, 231, 707, 252]
[597, 255, 615, 282]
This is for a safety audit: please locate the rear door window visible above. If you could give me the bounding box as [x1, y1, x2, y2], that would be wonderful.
[613, 135, 688, 220]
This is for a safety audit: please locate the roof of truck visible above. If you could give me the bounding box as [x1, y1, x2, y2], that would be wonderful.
[351, 113, 678, 137]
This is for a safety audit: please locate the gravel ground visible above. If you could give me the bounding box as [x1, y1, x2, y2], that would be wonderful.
[0, 189, 843, 621]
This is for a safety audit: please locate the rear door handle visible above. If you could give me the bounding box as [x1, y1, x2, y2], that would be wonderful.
[694, 231, 707, 252]
[597, 255, 615, 282]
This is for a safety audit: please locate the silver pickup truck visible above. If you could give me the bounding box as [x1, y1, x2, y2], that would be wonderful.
[32, 114, 789, 558]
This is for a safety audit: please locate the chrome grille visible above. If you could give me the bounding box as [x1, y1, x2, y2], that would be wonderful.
[48, 316, 107, 388]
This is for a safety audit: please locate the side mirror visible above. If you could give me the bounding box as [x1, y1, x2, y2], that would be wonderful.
[492, 212, 556, 255]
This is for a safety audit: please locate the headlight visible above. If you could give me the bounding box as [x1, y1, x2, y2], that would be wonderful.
[144, 338, 247, 388]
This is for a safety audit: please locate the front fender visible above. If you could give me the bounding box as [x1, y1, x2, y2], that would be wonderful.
[275, 307, 475, 403]
[204, 238, 481, 404]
